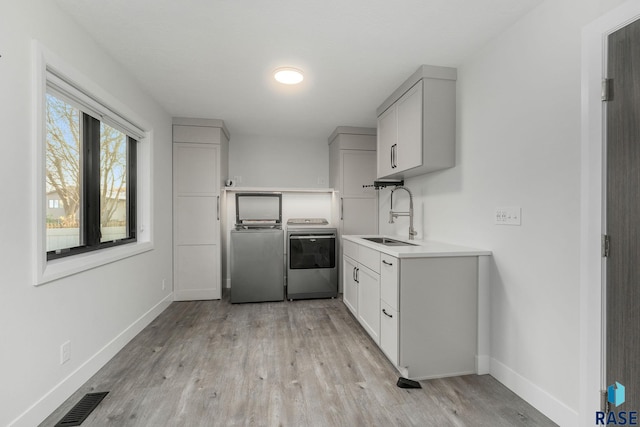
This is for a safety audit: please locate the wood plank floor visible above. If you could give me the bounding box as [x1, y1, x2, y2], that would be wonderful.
[41, 296, 557, 427]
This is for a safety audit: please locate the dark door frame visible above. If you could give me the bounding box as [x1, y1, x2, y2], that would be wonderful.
[581, 3, 640, 426]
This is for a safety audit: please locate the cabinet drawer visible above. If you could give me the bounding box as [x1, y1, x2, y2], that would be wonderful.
[380, 255, 399, 309]
[343, 239, 359, 260]
[359, 245, 380, 273]
[380, 300, 399, 367]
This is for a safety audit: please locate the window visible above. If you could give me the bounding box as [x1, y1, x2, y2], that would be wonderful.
[44, 70, 140, 260]
[34, 43, 152, 285]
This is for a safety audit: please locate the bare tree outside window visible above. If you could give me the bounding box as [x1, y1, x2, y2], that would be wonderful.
[100, 122, 128, 242]
[46, 93, 130, 251]
[46, 94, 81, 251]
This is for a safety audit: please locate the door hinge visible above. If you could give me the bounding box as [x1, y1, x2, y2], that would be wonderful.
[601, 389, 611, 413]
[602, 78, 613, 102]
[602, 234, 610, 258]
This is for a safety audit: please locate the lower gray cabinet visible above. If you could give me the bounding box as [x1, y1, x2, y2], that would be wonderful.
[342, 237, 483, 380]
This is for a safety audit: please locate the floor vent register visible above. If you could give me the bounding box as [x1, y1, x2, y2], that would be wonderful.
[55, 392, 109, 426]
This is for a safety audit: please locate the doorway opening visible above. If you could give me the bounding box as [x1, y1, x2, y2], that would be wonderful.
[581, 2, 640, 425]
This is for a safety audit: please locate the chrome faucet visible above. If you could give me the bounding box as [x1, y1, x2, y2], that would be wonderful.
[389, 186, 417, 240]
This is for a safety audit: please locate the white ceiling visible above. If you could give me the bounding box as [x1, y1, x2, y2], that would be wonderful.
[54, 0, 543, 140]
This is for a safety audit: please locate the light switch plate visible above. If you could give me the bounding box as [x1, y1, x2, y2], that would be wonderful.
[495, 207, 521, 225]
[60, 341, 70, 364]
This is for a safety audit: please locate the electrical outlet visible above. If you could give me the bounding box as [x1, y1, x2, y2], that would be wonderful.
[495, 207, 521, 225]
[317, 176, 327, 185]
[233, 176, 243, 184]
[60, 341, 70, 364]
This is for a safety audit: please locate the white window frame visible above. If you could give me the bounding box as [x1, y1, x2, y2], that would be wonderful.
[32, 41, 153, 286]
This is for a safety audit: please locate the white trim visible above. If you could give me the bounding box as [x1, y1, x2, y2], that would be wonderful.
[580, 2, 640, 427]
[223, 186, 335, 193]
[491, 358, 578, 426]
[475, 355, 490, 375]
[39, 242, 154, 285]
[8, 294, 172, 427]
[32, 40, 154, 285]
[476, 255, 491, 375]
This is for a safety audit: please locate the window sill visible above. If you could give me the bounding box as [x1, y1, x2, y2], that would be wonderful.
[36, 240, 153, 286]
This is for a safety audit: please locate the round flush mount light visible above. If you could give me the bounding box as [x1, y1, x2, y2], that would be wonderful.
[274, 67, 304, 85]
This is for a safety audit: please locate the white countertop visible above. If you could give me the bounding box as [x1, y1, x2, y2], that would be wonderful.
[343, 235, 492, 258]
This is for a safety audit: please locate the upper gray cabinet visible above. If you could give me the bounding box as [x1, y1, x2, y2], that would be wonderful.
[328, 126, 378, 237]
[376, 65, 457, 179]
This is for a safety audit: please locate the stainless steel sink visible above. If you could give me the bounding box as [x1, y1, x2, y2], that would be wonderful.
[362, 237, 418, 246]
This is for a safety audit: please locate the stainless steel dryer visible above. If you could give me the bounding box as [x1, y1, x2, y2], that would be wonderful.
[286, 218, 337, 300]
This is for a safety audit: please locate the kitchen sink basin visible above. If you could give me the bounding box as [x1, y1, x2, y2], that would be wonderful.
[362, 237, 418, 246]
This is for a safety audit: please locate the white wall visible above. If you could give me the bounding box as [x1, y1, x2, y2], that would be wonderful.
[0, 2, 173, 426]
[229, 134, 329, 188]
[380, 0, 625, 424]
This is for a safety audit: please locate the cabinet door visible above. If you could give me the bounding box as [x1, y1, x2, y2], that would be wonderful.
[174, 143, 219, 195]
[357, 264, 380, 344]
[380, 299, 399, 366]
[342, 198, 378, 235]
[176, 196, 219, 245]
[377, 105, 396, 178]
[175, 245, 220, 301]
[173, 142, 221, 301]
[343, 256, 358, 316]
[342, 150, 378, 197]
[380, 255, 399, 310]
[396, 80, 423, 172]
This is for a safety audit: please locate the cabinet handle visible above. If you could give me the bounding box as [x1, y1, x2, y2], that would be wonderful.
[216, 195, 220, 220]
[382, 259, 393, 266]
[382, 308, 393, 318]
[340, 197, 344, 220]
[355, 267, 359, 283]
[353, 266, 357, 283]
[390, 145, 394, 168]
[394, 144, 397, 168]
[391, 144, 398, 168]
[395, 144, 398, 168]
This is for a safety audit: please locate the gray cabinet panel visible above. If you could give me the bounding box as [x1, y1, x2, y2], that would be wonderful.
[342, 198, 378, 236]
[173, 119, 228, 301]
[400, 257, 478, 378]
[342, 151, 378, 198]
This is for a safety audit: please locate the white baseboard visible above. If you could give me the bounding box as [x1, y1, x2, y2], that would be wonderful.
[10, 294, 173, 427]
[490, 358, 578, 427]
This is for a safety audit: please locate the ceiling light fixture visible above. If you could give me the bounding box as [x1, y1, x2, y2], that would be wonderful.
[274, 67, 304, 85]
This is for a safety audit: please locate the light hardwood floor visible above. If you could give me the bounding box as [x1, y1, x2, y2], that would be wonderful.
[41, 296, 557, 426]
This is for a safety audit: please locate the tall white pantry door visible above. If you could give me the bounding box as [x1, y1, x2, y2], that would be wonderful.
[173, 143, 221, 300]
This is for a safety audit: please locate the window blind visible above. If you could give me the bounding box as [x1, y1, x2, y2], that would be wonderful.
[46, 66, 145, 140]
